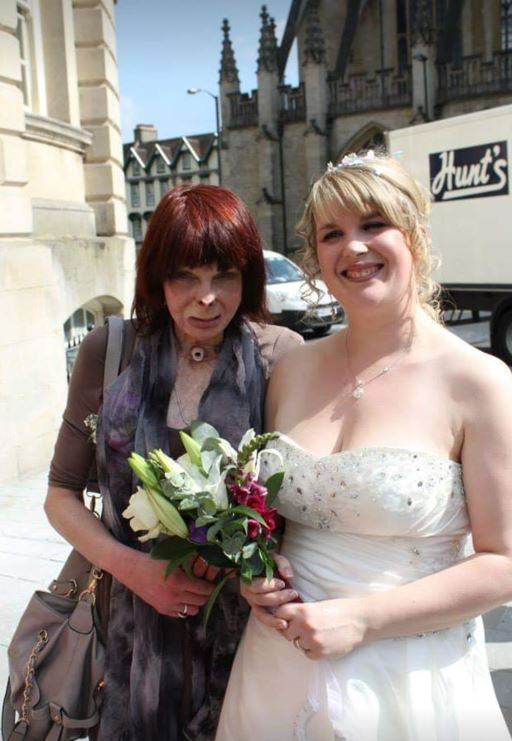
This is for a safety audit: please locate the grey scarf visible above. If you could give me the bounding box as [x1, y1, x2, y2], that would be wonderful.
[96, 320, 265, 740]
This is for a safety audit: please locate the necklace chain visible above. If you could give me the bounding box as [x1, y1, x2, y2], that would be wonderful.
[345, 331, 410, 400]
[173, 383, 191, 428]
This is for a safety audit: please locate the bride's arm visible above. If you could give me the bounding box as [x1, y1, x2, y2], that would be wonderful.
[276, 354, 512, 659]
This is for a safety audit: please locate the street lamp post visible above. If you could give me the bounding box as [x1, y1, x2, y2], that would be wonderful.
[187, 88, 222, 185]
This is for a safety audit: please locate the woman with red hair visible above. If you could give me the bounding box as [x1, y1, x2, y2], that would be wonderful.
[45, 185, 302, 740]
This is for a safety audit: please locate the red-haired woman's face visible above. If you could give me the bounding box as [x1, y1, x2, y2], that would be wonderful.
[163, 263, 242, 345]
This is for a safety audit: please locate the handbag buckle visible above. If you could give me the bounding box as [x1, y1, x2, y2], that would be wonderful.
[79, 567, 103, 604]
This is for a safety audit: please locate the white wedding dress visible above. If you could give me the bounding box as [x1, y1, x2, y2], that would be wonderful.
[216, 435, 510, 741]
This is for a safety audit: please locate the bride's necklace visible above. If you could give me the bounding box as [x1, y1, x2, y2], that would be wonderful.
[345, 331, 410, 400]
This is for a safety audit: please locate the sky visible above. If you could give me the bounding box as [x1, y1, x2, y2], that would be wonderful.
[116, 0, 298, 144]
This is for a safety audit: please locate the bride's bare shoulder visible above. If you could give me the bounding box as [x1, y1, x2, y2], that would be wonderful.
[436, 325, 512, 402]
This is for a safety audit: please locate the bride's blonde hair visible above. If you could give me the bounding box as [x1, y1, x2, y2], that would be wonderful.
[296, 150, 441, 321]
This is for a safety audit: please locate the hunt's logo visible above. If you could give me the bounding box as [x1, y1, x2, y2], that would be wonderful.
[430, 141, 508, 202]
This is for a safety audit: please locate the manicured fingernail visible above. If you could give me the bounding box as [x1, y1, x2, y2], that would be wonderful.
[282, 569, 293, 578]
[276, 580, 285, 589]
[289, 590, 298, 599]
[278, 621, 288, 630]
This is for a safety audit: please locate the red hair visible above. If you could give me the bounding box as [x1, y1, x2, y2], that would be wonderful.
[133, 184, 270, 333]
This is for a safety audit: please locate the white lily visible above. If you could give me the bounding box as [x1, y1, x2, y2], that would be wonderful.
[122, 487, 162, 543]
[250, 448, 284, 480]
[238, 428, 255, 451]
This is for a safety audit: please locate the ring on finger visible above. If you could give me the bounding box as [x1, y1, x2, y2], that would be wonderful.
[177, 604, 188, 619]
[292, 636, 308, 655]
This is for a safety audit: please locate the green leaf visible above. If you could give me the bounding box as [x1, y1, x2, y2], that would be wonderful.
[229, 505, 267, 526]
[196, 544, 234, 568]
[164, 553, 191, 579]
[200, 449, 220, 474]
[242, 542, 257, 559]
[240, 559, 253, 582]
[248, 548, 265, 575]
[223, 520, 246, 536]
[265, 561, 274, 581]
[178, 496, 200, 510]
[190, 420, 220, 444]
[203, 573, 230, 632]
[264, 471, 284, 506]
[222, 532, 246, 556]
[206, 518, 227, 542]
[151, 538, 195, 561]
[179, 431, 203, 469]
[200, 498, 218, 516]
[195, 515, 217, 527]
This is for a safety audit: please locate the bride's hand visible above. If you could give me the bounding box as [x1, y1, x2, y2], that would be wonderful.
[240, 554, 298, 630]
[276, 598, 368, 660]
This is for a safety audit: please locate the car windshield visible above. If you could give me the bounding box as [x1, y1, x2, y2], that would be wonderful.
[265, 254, 304, 284]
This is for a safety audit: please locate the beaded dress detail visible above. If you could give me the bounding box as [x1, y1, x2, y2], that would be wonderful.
[216, 436, 510, 741]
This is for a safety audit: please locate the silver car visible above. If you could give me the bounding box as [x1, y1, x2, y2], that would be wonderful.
[264, 250, 343, 336]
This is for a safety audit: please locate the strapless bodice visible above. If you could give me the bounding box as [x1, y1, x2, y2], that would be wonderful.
[262, 436, 469, 539]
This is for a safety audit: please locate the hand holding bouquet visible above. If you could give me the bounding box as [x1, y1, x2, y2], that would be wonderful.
[122, 422, 285, 626]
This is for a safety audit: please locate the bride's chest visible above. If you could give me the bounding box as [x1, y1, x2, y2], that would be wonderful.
[261, 441, 468, 537]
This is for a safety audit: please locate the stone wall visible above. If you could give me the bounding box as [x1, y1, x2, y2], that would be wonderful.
[0, 0, 135, 483]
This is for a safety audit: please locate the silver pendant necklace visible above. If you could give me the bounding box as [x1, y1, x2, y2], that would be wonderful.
[344, 331, 408, 400]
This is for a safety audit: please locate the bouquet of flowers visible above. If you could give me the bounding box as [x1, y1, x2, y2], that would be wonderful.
[122, 422, 284, 626]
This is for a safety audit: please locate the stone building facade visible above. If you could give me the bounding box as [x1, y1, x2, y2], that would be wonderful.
[0, 0, 135, 482]
[123, 125, 219, 248]
[220, 0, 512, 255]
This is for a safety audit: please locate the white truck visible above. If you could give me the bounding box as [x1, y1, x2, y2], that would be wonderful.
[387, 105, 512, 363]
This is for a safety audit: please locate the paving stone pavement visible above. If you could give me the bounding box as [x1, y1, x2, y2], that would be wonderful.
[1, 469, 512, 733]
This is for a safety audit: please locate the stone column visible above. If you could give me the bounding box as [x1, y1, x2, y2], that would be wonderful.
[303, 0, 328, 184]
[0, 0, 31, 236]
[482, 0, 499, 62]
[73, 0, 128, 237]
[256, 6, 282, 252]
[40, 0, 81, 125]
[410, 0, 437, 120]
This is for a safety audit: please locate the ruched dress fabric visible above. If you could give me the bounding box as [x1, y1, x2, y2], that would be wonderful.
[216, 435, 510, 741]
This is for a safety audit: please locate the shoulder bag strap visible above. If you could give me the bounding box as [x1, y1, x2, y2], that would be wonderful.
[103, 315, 124, 392]
[1, 680, 15, 741]
[98, 315, 125, 532]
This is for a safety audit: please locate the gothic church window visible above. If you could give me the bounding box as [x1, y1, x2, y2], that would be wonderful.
[396, 0, 408, 72]
[156, 157, 165, 173]
[502, 0, 512, 50]
[182, 152, 192, 170]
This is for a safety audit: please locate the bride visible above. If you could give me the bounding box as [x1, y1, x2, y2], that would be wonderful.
[215, 152, 512, 740]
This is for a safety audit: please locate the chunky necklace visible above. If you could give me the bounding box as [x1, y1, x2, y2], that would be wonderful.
[176, 340, 222, 363]
[345, 331, 409, 400]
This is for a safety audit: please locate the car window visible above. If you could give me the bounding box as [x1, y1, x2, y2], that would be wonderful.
[265, 254, 304, 284]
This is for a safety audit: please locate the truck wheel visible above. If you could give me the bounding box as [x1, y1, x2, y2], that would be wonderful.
[492, 309, 512, 366]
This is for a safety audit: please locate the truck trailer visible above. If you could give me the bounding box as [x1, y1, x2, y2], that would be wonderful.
[386, 104, 512, 363]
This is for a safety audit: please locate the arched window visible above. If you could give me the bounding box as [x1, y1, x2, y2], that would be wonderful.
[502, 0, 512, 50]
